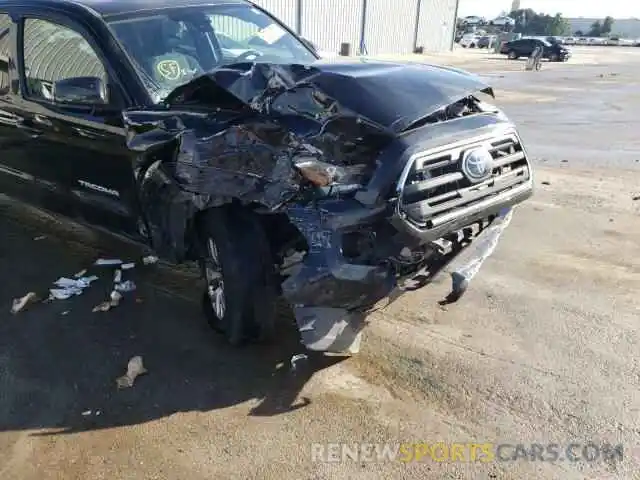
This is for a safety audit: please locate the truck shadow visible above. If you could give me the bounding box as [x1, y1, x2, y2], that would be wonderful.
[0, 202, 347, 435]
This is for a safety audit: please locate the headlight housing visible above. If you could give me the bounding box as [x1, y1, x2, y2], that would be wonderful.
[294, 158, 372, 192]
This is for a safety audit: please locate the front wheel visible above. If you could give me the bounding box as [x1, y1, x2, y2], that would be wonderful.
[198, 207, 277, 346]
[550, 53, 559, 62]
[507, 50, 518, 59]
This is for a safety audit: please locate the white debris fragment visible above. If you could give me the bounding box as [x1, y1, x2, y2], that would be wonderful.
[74, 269, 87, 278]
[49, 288, 82, 300]
[54, 276, 98, 289]
[33, 235, 47, 241]
[121, 263, 135, 270]
[92, 290, 122, 312]
[94, 258, 123, 266]
[142, 255, 158, 266]
[11, 292, 38, 314]
[290, 353, 308, 371]
[77, 276, 98, 288]
[115, 280, 136, 293]
[113, 269, 122, 284]
[53, 277, 80, 288]
[116, 356, 147, 389]
[49, 276, 99, 301]
[92, 301, 111, 313]
[81, 409, 101, 417]
[61, 311, 70, 316]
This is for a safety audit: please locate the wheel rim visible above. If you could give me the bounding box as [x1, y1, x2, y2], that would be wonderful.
[205, 238, 225, 319]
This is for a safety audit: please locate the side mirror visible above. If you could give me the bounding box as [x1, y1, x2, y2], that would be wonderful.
[52, 76, 107, 105]
[301, 37, 319, 54]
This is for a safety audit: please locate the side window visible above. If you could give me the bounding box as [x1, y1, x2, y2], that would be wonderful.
[22, 18, 107, 101]
[0, 13, 11, 95]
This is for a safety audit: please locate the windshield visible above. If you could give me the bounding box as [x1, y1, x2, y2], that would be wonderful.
[107, 4, 317, 103]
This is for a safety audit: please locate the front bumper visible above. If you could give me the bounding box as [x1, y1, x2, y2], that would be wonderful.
[281, 194, 528, 354]
[282, 124, 533, 354]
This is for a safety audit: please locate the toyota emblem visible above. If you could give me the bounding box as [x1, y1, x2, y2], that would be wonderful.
[462, 147, 493, 182]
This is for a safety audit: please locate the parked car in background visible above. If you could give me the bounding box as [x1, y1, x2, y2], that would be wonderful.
[461, 16, 484, 26]
[500, 38, 571, 61]
[490, 16, 514, 27]
[459, 33, 481, 48]
[477, 35, 495, 49]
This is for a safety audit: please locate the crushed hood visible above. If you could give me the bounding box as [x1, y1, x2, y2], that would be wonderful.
[163, 59, 493, 134]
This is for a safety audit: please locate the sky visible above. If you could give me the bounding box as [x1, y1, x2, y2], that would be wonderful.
[458, 0, 640, 19]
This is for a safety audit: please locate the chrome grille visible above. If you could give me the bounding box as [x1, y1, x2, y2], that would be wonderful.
[397, 131, 531, 229]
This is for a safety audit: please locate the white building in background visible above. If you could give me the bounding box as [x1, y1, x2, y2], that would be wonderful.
[253, 0, 461, 55]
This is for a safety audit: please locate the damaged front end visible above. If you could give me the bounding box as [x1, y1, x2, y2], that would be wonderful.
[123, 60, 534, 354]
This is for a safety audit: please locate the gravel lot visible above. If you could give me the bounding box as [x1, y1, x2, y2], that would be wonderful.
[1, 46, 639, 480]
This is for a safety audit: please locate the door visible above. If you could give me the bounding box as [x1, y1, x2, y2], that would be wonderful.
[18, 16, 141, 237]
[0, 12, 44, 206]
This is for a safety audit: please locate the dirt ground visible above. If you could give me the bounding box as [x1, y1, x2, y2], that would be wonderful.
[1, 47, 639, 480]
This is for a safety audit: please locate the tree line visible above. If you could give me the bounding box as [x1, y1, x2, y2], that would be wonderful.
[508, 9, 615, 37]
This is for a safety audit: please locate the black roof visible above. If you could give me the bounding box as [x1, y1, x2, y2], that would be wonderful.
[3, 0, 248, 18]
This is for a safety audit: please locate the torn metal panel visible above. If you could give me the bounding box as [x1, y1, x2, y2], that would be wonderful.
[281, 202, 396, 311]
[443, 207, 515, 303]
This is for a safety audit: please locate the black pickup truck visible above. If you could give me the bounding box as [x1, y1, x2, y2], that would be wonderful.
[0, 0, 533, 353]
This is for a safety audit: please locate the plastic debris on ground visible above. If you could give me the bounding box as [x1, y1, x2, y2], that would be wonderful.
[81, 410, 102, 416]
[92, 290, 122, 313]
[11, 292, 39, 314]
[116, 356, 147, 389]
[290, 353, 309, 372]
[33, 235, 47, 241]
[121, 263, 135, 270]
[115, 280, 136, 293]
[142, 255, 158, 266]
[94, 258, 123, 266]
[49, 276, 99, 301]
[114, 269, 122, 284]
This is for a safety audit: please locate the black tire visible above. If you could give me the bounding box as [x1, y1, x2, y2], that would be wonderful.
[198, 207, 277, 346]
[550, 53, 559, 62]
[507, 50, 518, 60]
